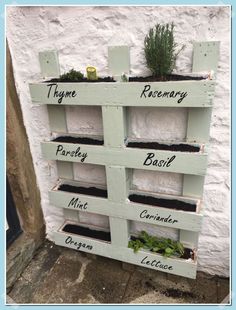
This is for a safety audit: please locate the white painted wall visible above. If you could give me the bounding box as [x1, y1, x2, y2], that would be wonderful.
[6, 5, 230, 276]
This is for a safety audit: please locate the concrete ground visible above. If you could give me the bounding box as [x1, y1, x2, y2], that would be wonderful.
[7, 240, 229, 304]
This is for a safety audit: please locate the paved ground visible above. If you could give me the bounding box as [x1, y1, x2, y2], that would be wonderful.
[7, 240, 229, 304]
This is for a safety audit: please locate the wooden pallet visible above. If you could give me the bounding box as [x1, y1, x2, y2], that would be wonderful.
[29, 41, 219, 278]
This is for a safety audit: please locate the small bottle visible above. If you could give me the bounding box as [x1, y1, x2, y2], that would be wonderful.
[86, 66, 98, 80]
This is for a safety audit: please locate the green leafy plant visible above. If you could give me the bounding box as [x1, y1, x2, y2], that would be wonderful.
[59, 69, 84, 81]
[144, 23, 185, 80]
[128, 230, 185, 258]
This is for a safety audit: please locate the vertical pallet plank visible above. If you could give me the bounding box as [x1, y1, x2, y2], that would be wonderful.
[105, 46, 130, 247]
[47, 105, 68, 133]
[108, 45, 130, 79]
[106, 166, 130, 247]
[102, 106, 127, 147]
[181, 42, 220, 248]
[192, 41, 220, 73]
[186, 108, 213, 143]
[106, 166, 130, 203]
[182, 175, 205, 198]
[39, 51, 77, 222]
[109, 217, 129, 247]
[39, 51, 60, 78]
[186, 41, 220, 144]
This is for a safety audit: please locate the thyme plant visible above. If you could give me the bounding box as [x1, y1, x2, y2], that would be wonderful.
[60, 69, 84, 81]
[144, 23, 184, 80]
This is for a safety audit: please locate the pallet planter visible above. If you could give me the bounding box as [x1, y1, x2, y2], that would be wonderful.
[29, 42, 219, 279]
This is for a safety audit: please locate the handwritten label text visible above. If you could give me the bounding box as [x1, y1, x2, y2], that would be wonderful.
[140, 84, 188, 104]
[143, 153, 176, 167]
[47, 83, 77, 104]
[56, 145, 87, 162]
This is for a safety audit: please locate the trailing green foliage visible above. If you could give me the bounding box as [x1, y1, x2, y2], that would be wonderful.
[60, 69, 84, 81]
[144, 23, 185, 79]
[128, 231, 185, 258]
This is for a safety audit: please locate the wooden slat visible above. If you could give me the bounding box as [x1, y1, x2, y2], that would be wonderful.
[106, 166, 129, 202]
[186, 107, 213, 143]
[47, 105, 68, 133]
[180, 41, 220, 248]
[108, 45, 130, 77]
[47, 103, 76, 222]
[41, 141, 208, 176]
[38, 51, 60, 78]
[102, 106, 127, 147]
[192, 41, 220, 73]
[29, 80, 215, 107]
[179, 230, 199, 249]
[182, 175, 205, 199]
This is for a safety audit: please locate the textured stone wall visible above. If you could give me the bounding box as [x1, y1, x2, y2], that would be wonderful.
[6, 6, 230, 276]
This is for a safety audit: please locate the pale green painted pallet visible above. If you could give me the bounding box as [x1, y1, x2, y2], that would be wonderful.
[30, 41, 219, 279]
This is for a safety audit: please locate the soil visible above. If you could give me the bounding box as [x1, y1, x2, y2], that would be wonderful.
[129, 74, 205, 82]
[129, 194, 196, 212]
[130, 236, 193, 260]
[162, 288, 196, 299]
[46, 76, 115, 83]
[45, 74, 205, 83]
[58, 184, 108, 198]
[63, 224, 111, 242]
[52, 136, 104, 145]
[127, 141, 200, 152]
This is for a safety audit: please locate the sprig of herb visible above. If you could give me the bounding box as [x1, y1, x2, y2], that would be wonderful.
[144, 23, 185, 80]
[59, 69, 84, 81]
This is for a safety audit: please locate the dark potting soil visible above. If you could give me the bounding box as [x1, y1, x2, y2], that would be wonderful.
[130, 236, 193, 260]
[52, 136, 104, 145]
[162, 288, 196, 299]
[63, 224, 111, 242]
[129, 194, 196, 212]
[127, 141, 200, 152]
[45, 76, 115, 83]
[58, 184, 108, 198]
[129, 74, 205, 82]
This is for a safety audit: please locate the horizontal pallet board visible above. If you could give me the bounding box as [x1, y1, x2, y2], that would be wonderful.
[54, 222, 197, 279]
[41, 141, 208, 175]
[29, 80, 215, 107]
[49, 181, 202, 232]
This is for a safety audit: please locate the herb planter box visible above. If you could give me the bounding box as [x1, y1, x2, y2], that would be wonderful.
[54, 221, 197, 278]
[30, 42, 219, 279]
[49, 180, 202, 232]
[29, 79, 215, 107]
[41, 138, 207, 175]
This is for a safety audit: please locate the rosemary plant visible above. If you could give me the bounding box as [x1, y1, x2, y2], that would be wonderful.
[144, 23, 184, 80]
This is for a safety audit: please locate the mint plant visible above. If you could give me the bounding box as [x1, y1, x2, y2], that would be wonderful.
[128, 230, 185, 258]
[144, 23, 185, 80]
